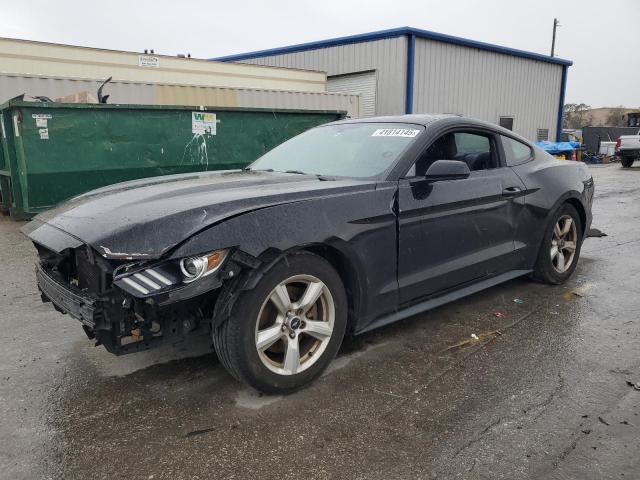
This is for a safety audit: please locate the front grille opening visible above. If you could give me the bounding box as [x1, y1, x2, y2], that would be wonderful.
[36, 245, 75, 283]
[75, 250, 100, 292]
[36, 245, 113, 295]
[74, 248, 114, 294]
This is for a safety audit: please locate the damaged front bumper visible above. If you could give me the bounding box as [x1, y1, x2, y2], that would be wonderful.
[36, 262, 98, 328]
[25, 215, 263, 356]
[34, 245, 240, 355]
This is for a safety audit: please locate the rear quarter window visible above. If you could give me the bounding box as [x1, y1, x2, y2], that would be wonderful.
[502, 135, 533, 166]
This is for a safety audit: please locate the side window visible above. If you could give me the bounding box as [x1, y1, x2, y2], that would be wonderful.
[501, 135, 533, 166]
[452, 132, 497, 170]
[454, 133, 490, 154]
[405, 131, 498, 177]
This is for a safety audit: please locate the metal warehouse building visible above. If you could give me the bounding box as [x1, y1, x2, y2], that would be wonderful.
[216, 27, 572, 141]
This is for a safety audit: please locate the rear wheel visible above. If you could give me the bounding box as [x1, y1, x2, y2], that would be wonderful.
[533, 203, 583, 284]
[620, 157, 635, 168]
[213, 252, 347, 394]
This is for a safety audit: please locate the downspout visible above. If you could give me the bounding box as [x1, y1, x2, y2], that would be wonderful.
[405, 33, 416, 114]
[556, 65, 568, 141]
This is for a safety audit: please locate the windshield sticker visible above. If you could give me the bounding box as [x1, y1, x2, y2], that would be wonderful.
[192, 112, 217, 135]
[372, 128, 420, 138]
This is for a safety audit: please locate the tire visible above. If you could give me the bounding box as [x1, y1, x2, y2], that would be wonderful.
[621, 157, 635, 168]
[213, 251, 347, 394]
[532, 203, 583, 285]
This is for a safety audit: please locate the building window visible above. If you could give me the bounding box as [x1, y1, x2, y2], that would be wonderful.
[537, 129, 549, 141]
[499, 117, 514, 131]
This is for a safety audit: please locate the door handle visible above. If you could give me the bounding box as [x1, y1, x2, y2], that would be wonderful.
[502, 186, 522, 198]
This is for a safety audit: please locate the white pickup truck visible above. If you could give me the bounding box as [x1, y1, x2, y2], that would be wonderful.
[617, 130, 640, 167]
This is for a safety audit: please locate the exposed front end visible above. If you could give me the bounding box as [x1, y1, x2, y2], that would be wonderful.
[32, 237, 234, 355]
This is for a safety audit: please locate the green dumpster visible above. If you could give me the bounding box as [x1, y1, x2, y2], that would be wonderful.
[0, 100, 345, 219]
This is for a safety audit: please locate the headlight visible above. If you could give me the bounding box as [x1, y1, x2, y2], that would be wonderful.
[179, 250, 228, 283]
[114, 249, 229, 296]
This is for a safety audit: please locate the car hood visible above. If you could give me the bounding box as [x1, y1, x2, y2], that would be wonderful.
[23, 170, 375, 260]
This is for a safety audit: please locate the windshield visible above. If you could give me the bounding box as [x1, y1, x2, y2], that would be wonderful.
[249, 123, 424, 178]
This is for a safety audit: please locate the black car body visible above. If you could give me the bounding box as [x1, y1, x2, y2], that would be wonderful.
[23, 115, 594, 392]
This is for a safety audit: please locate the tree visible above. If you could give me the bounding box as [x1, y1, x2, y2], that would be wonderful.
[563, 103, 591, 129]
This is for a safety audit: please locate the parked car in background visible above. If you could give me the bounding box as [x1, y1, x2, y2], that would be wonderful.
[617, 130, 640, 167]
[23, 115, 594, 393]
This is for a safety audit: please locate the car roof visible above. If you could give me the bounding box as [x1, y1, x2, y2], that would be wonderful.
[331, 113, 455, 127]
[328, 114, 533, 144]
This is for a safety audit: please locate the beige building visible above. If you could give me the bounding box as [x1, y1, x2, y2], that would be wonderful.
[0, 37, 326, 91]
[0, 37, 361, 117]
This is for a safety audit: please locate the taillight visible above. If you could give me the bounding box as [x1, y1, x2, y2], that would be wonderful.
[616, 137, 621, 150]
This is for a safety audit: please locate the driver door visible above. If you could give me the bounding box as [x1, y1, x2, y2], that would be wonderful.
[397, 129, 526, 305]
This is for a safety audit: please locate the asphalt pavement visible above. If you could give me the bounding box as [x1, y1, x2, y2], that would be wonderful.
[1, 164, 639, 479]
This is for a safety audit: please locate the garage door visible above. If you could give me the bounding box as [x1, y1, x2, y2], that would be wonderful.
[327, 71, 377, 117]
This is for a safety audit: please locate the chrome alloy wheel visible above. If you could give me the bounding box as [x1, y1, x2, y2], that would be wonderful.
[254, 275, 335, 375]
[551, 214, 578, 273]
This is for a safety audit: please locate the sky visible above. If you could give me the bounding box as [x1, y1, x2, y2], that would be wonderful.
[0, 0, 638, 108]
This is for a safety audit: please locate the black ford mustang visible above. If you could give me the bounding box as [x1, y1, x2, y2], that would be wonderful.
[23, 115, 594, 393]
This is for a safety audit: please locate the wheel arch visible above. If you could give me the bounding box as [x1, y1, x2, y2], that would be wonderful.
[212, 242, 364, 334]
[531, 193, 586, 268]
[298, 243, 363, 335]
[564, 197, 587, 236]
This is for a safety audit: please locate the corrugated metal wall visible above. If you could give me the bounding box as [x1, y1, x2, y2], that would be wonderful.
[239, 37, 408, 116]
[412, 38, 563, 140]
[0, 75, 156, 104]
[156, 84, 360, 117]
[327, 71, 377, 117]
[0, 74, 360, 117]
[234, 35, 563, 140]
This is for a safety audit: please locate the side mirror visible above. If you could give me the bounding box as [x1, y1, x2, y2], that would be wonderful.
[424, 160, 470, 181]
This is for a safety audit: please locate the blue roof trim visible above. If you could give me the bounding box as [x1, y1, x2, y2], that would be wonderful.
[212, 26, 573, 67]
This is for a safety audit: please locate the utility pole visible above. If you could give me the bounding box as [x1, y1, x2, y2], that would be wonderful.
[551, 18, 560, 57]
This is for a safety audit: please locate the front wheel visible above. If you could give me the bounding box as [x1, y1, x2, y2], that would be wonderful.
[213, 252, 347, 394]
[532, 203, 583, 284]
